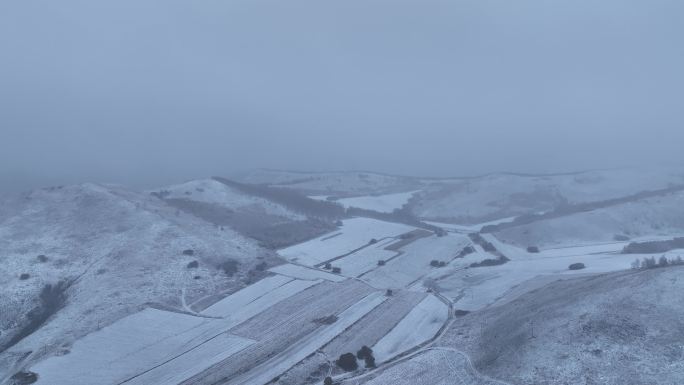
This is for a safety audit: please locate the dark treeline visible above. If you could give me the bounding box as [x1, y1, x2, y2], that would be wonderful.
[212, 177, 346, 219]
[623, 237, 684, 254]
[165, 198, 336, 249]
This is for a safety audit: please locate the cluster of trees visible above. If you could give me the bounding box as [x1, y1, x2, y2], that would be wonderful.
[469, 255, 510, 268]
[456, 246, 475, 258]
[631, 255, 684, 269]
[622, 237, 684, 254]
[469, 233, 497, 252]
[335, 346, 376, 372]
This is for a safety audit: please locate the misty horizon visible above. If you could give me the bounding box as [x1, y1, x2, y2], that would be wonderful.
[2, 0, 684, 191]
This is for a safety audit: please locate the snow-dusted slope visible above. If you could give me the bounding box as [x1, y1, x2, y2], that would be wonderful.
[158, 178, 304, 221]
[411, 167, 684, 223]
[441, 266, 684, 385]
[0, 183, 269, 381]
[493, 191, 684, 248]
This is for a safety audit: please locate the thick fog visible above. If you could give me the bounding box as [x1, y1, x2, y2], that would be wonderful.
[1, 0, 683, 192]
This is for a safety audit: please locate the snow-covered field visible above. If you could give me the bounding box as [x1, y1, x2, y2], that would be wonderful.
[230, 292, 387, 385]
[278, 218, 416, 266]
[372, 295, 448, 363]
[432, 235, 640, 310]
[425, 217, 517, 233]
[269, 263, 347, 282]
[334, 238, 399, 277]
[334, 190, 420, 213]
[361, 234, 470, 289]
[31, 309, 254, 385]
[201, 277, 320, 319]
[323, 290, 427, 359]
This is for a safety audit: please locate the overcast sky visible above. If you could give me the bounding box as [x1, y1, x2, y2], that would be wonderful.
[1, 0, 683, 192]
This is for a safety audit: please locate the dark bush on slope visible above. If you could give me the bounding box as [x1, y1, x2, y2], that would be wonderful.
[10, 371, 38, 384]
[568, 263, 586, 270]
[1, 280, 71, 353]
[219, 259, 239, 276]
[336, 352, 358, 371]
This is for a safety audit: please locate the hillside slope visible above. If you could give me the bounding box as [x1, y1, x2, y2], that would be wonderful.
[0, 184, 270, 382]
[441, 267, 684, 385]
[410, 168, 684, 224]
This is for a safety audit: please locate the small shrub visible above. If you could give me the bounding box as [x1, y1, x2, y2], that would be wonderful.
[377, 260, 386, 266]
[430, 260, 440, 267]
[186, 260, 199, 269]
[182, 249, 195, 256]
[324, 377, 334, 385]
[332, 267, 342, 274]
[336, 352, 358, 371]
[457, 246, 475, 258]
[454, 309, 470, 317]
[568, 263, 585, 270]
[19, 273, 30, 280]
[324, 262, 332, 270]
[439, 261, 446, 267]
[526, 246, 540, 253]
[10, 371, 38, 384]
[369, 238, 378, 245]
[385, 289, 393, 296]
[194, 275, 201, 280]
[96, 268, 107, 275]
[219, 259, 239, 276]
[37, 255, 48, 263]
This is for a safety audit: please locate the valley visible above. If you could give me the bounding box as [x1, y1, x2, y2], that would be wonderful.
[2, 167, 684, 385]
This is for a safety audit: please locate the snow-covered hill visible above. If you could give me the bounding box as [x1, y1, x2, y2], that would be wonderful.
[410, 167, 684, 224]
[493, 191, 684, 248]
[0, 183, 271, 382]
[151, 178, 340, 248]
